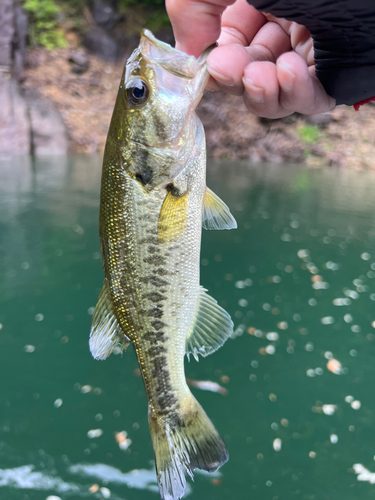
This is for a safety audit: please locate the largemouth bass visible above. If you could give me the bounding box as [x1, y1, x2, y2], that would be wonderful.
[89, 30, 237, 500]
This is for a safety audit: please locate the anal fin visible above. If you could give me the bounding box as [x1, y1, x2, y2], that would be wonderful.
[89, 284, 131, 360]
[185, 287, 233, 361]
[202, 187, 237, 230]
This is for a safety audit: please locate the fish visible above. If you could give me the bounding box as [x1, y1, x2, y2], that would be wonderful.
[89, 29, 237, 500]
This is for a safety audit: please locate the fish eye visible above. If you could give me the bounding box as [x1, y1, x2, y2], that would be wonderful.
[126, 78, 149, 105]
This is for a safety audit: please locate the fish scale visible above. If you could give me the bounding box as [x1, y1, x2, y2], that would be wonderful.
[89, 30, 237, 500]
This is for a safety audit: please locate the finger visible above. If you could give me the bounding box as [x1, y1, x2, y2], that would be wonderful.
[207, 44, 251, 94]
[166, 0, 236, 57]
[277, 52, 335, 114]
[208, 21, 291, 94]
[248, 21, 291, 62]
[218, 0, 267, 46]
[265, 15, 314, 65]
[243, 61, 288, 118]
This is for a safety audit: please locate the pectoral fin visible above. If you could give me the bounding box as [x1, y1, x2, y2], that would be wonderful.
[89, 285, 131, 360]
[185, 287, 233, 361]
[158, 189, 189, 242]
[202, 187, 237, 230]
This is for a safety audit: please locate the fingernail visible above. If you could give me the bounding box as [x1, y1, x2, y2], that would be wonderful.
[278, 61, 295, 92]
[243, 78, 264, 103]
[208, 68, 235, 87]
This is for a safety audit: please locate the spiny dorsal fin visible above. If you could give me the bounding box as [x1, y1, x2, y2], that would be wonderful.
[158, 190, 189, 242]
[202, 187, 237, 230]
[185, 287, 233, 361]
[89, 284, 131, 360]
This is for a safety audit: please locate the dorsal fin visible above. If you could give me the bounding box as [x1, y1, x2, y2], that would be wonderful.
[185, 287, 233, 361]
[89, 284, 131, 360]
[202, 187, 237, 230]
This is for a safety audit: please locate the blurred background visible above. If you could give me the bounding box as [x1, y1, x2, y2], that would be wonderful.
[3, 2, 375, 500]
[1, 0, 375, 168]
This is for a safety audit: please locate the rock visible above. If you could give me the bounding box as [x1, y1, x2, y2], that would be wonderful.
[304, 112, 334, 127]
[69, 51, 89, 74]
[0, 0, 15, 70]
[83, 27, 120, 61]
[12, 1, 28, 80]
[0, 74, 31, 154]
[92, 0, 120, 30]
[0, 0, 27, 79]
[25, 89, 69, 155]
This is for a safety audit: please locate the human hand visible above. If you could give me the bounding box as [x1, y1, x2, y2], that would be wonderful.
[166, 0, 336, 118]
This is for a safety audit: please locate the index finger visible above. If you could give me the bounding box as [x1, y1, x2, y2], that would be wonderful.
[166, 0, 236, 57]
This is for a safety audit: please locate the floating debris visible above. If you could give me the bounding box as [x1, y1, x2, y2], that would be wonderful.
[81, 385, 93, 394]
[273, 438, 282, 452]
[353, 464, 375, 483]
[281, 233, 292, 242]
[100, 487, 111, 498]
[327, 359, 343, 374]
[344, 289, 359, 300]
[312, 281, 330, 290]
[54, 399, 63, 408]
[361, 253, 371, 261]
[326, 261, 340, 271]
[87, 429, 103, 439]
[309, 451, 316, 458]
[330, 434, 338, 444]
[89, 484, 99, 493]
[186, 379, 228, 396]
[210, 478, 222, 486]
[351, 400, 361, 410]
[23, 345, 35, 353]
[333, 298, 351, 306]
[277, 321, 288, 330]
[297, 249, 310, 259]
[266, 332, 279, 341]
[345, 395, 354, 403]
[344, 314, 353, 323]
[265, 345, 276, 355]
[115, 431, 132, 451]
[321, 316, 334, 325]
[322, 404, 338, 415]
[46, 496, 62, 500]
[35, 314, 44, 322]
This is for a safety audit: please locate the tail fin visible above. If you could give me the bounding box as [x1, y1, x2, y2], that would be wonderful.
[149, 397, 228, 500]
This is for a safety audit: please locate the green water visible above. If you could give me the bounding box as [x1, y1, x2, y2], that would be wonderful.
[2, 156, 375, 500]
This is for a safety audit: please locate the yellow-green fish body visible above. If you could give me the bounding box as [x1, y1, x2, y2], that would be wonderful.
[90, 30, 236, 500]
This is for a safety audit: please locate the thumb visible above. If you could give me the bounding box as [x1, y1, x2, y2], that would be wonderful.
[166, 0, 236, 57]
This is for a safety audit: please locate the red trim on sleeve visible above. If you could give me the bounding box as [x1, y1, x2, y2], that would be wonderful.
[353, 96, 375, 110]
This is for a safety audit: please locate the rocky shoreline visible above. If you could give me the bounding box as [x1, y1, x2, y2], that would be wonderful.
[2, 0, 375, 168]
[23, 44, 375, 169]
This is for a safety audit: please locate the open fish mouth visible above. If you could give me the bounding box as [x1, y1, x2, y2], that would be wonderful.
[140, 29, 210, 79]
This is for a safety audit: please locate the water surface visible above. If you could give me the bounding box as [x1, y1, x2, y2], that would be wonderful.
[2, 156, 375, 500]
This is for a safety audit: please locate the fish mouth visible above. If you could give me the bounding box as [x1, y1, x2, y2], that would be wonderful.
[140, 29, 210, 80]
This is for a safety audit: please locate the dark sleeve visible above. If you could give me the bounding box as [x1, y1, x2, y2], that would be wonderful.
[248, 0, 375, 106]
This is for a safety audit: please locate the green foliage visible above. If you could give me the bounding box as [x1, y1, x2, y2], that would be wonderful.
[23, 0, 67, 49]
[296, 124, 320, 144]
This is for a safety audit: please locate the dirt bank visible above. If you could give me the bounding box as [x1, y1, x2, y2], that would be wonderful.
[24, 46, 375, 169]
